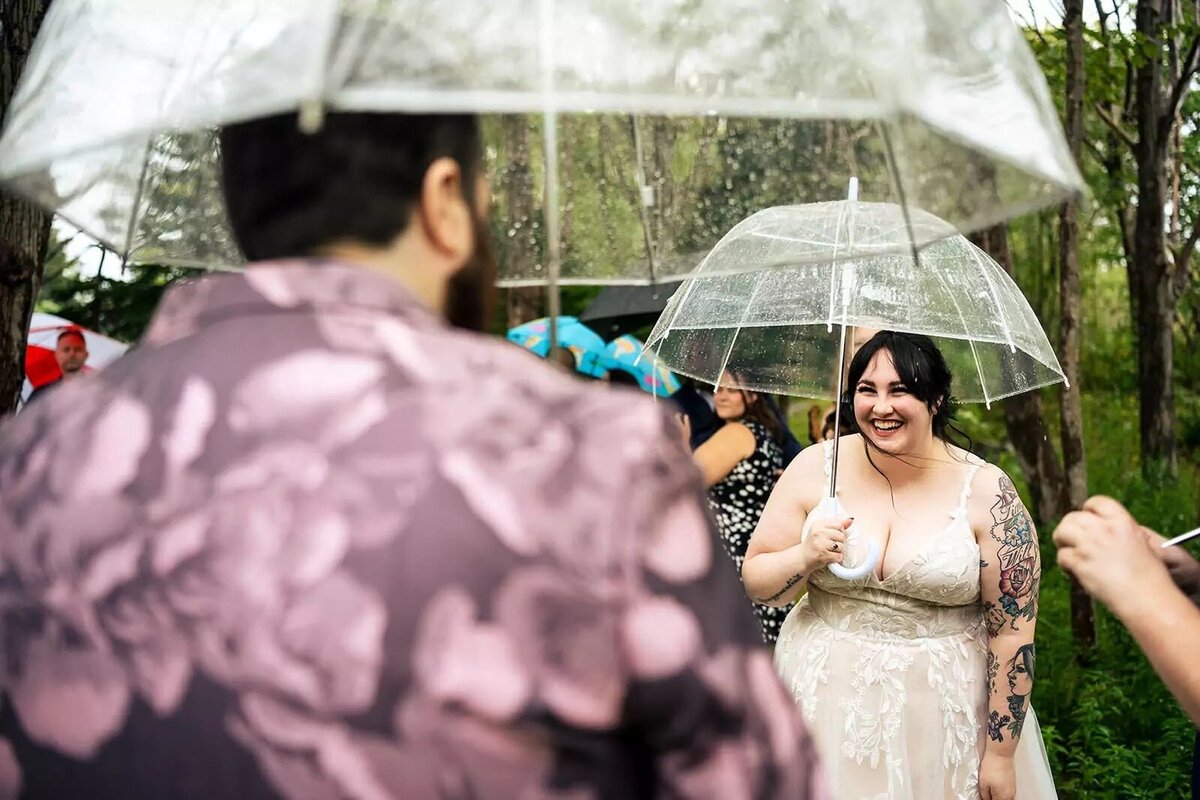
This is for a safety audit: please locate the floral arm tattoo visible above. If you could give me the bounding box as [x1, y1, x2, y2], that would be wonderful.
[980, 475, 1040, 747]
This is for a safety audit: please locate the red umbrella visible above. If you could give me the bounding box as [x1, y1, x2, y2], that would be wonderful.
[24, 313, 128, 394]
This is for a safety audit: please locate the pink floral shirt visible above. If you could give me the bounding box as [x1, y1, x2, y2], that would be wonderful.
[0, 262, 825, 799]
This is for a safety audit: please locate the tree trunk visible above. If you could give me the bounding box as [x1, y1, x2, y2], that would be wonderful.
[1132, 0, 1179, 475]
[975, 226, 1068, 528]
[499, 115, 543, 327]
[1134, 251, 1177, 473]
[0, 0, 53, 415]
[1059, 0, 1097, 652]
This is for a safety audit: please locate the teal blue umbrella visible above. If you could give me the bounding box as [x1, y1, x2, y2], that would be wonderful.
[605, 335, 680, 397]
[507, 316, 609, 378]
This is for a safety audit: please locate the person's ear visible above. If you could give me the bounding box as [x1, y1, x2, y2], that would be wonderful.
[415, 157, 473, 264]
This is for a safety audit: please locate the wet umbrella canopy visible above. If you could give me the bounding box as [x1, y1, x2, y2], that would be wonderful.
[0, 0, 1083, 289]
[645, 201, 1066, 405]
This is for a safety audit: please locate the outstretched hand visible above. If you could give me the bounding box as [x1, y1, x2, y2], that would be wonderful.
[1053, 496, 1174, 615]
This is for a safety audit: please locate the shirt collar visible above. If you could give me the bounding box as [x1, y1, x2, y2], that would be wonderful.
[142, 259, 446, 347]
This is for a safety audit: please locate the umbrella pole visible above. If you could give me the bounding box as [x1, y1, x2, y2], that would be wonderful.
[828, 321, 850, 499]
[538, 0, 561, 350]
[828, 177, 859, 499]
[544, 111, 562, 351]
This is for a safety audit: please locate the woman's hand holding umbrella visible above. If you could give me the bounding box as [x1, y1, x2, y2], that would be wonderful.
[802, 516, 852, 569]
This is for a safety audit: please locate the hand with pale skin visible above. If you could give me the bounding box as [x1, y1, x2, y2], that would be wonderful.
[741, 511, 849, 608]
[802, 517, 850, 568]
[979, 752, 1016, 800]
[1053, 496, 1175, 613]
[1054, 496, 1200, 727]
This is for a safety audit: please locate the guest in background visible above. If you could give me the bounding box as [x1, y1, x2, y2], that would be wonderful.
[679, 369, 791, 643]
[764, 394, 804, 467]
[27, 329, 88, 402]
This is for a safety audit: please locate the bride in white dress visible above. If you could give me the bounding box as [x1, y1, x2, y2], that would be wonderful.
[743, 331, 1056, 800]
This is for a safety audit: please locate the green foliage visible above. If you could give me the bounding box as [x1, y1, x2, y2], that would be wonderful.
[36, 241, 200, 343]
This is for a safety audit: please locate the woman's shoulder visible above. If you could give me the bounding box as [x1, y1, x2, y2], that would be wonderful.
[705, 419, 757, 456]
[780, 434, 856, 478]
[958, 452, 1008, 492]
[962, 457, 1027, 530]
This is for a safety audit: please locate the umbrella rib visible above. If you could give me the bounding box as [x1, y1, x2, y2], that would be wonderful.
[629, 115, 659, 285]
[876, 119, 993, 405]
[119, 138, 156, 269]
[824, 202, 850, 332]
[538, 0, 563, 359]
[713, 270, 768, 389]
[967, 243, 1018, 355]
[925, 244, 994, 409]
[828, 182, 859, 500]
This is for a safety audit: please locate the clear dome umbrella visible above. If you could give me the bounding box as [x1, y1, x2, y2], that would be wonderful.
[0, 0, 1083, 293]
[643, 187, 1066, 579]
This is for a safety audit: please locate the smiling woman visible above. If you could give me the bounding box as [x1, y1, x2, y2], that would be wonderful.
[742, 331, 1059, 799]
[679, 369, 790, 643]
[848, 330, 972, 464]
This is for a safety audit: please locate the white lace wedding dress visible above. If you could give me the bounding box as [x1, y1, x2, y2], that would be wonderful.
[774, 444, 1057, 799]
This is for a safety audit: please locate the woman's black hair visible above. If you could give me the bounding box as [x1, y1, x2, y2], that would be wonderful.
[842, 331, 974, 487]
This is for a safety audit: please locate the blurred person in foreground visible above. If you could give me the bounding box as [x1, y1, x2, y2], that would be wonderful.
[26, 329, 88, 402]
[1054, 496, 1200, 789]
[0, 112, 824, 800]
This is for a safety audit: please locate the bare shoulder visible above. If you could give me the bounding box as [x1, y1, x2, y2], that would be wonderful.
[771, 439, 829, 511]
[969, 461, 1011, 500]
[709, 420, 755, 447]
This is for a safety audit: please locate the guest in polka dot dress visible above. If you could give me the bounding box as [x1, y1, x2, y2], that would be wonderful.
[677, 370, 789, 643]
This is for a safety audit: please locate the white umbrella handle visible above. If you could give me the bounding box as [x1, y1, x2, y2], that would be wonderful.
[828, 533, 879, 580]
[802, 495, 880, 580]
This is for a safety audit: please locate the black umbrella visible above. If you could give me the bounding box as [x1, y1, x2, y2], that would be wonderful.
[579, 250, 709, 337]
[576, 250, 705, 338]
[579, 280, 683, 338]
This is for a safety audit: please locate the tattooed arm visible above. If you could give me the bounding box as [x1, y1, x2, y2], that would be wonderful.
[973, 468, 1040, 796]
